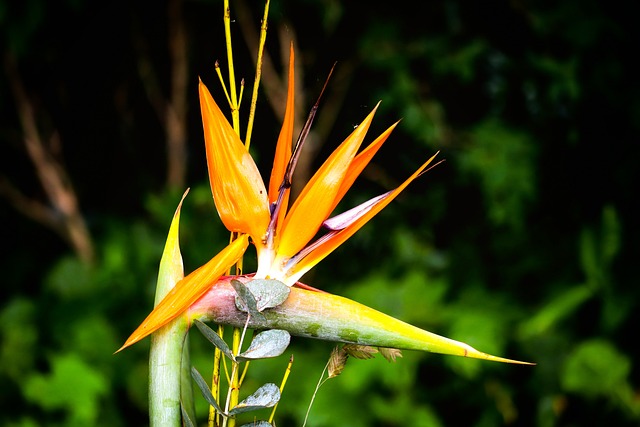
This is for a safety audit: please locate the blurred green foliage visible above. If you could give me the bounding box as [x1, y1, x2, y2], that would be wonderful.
[1, 0, 639, 426]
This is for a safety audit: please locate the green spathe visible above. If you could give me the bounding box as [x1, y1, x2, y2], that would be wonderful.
[189, 276, 533, 365]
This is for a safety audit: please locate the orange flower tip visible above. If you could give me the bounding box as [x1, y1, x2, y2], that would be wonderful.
[115, 321, 160, 353]
[114, 336, 138, 354]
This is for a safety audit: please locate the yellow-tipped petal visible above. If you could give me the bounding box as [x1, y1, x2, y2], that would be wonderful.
[200, 80, 270, 240]
[278, 104, 380, 258]
[287, 152, 439, 282]
[117, 234, 249, 352]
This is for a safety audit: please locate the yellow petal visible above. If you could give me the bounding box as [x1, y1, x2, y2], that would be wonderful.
[287, 152, 439, 282]
[277, 104, 380, 258]
[200, 80, 270, 240]
[267, 43, 295, 238]
[117, 234, 249, 352]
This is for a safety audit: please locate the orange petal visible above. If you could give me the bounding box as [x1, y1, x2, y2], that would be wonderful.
[286, 152, 439, 282]
[267, 43, 295, 237]
[331, 121, 399, 212]
[277, 104, 380, 258]
[116, 234, 249, 352]
[200, 80, 270, 241]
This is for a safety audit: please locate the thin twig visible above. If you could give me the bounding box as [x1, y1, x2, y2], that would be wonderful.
[3, 52, 94, 264]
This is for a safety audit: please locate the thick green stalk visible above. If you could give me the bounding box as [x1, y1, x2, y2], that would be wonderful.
[149, 193, 191, 426]
[189, 276, 533, 365]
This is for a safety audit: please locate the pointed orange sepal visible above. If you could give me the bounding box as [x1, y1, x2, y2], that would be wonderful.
[116, 234, 249, 352]
[287, 152, 440, 282]
[199, 80, 270, 240]
[277, 104, 380, 258]
[268, 43, 295, 205]
[267, 43, 296, 239]
[332, 121, 399, 212]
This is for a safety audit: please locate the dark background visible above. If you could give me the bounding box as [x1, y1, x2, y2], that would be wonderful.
[1, 0, 639, 425]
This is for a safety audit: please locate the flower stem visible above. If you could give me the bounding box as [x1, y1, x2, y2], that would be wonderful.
[208, 326, 224, 427]
[268, 355, 293, 423]
[223, 0, 240, 133]
[149, 191, 189, 427]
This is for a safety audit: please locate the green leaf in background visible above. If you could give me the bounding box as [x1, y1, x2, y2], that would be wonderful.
[22, 353, 108, 426]
[561, 339, 630, 398]
[45, 256, 92, 299]
[519, 285, 592, 338]
[561, 339, 640, 417]
[460, 118, 537, 229]
[0, 299, 37, 381]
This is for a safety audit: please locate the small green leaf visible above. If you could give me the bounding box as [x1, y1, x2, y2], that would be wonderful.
[193, 319, 235, 361]
[228, 383, 280, 416]
[245, 279, 291, 311]
[231, 279, 265, 321]
[237, 330, 290, 361]
[191, 367, 225, 415]
[23, 353, 108, 425]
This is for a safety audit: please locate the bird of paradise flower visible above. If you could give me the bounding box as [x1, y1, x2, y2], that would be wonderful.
[118, 45, 532, 367]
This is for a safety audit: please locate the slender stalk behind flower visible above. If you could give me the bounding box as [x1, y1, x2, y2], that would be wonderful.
[148, 191, 193, 425]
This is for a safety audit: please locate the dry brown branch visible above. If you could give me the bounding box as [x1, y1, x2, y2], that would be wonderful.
[3, 53, 95, 264]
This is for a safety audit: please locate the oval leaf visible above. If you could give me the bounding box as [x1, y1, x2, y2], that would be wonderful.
[228, 383, 280, 416]
[245, 279, 291, 311]
[237, 330, 291, 361]
[231, 279, 265, 321]
[193, 319, 235, 361]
